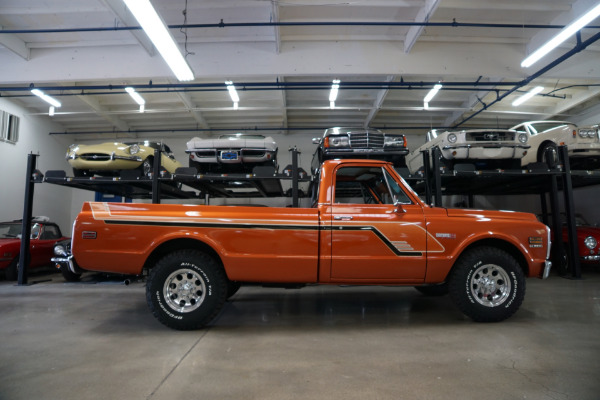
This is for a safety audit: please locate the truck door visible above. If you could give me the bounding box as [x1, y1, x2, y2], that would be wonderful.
[325, 165, 427, 282]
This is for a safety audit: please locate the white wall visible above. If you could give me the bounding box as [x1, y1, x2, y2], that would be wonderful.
[0, 98, 90, 234]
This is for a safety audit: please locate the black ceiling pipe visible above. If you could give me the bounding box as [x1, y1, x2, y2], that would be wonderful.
[1, 21, 599, 35]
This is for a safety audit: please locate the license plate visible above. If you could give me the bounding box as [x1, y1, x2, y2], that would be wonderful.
[221, 151, 239, 160]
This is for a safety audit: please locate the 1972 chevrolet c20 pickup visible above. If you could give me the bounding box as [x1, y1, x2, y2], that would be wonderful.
[68, 159, 552, 330]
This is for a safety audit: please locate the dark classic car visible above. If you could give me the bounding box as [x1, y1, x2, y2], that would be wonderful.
[311, 127, 408, 173]
[0, 218, 68, 280]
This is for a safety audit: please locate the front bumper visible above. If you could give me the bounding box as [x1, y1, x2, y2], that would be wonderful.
[568, 142, 600, 157]
[440, 143, 530, 160]
[51, 255, 78, 274]
[188, 148, 276, 164]
[542, 260, 552, 279]
[68, 153, 143, 170]
[323, 148, 409, 157]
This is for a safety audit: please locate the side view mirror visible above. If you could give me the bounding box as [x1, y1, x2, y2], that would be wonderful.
[393, 201, 406, 213]
[312, 138, 321, 144]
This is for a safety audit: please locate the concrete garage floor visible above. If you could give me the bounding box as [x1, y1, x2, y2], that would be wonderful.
[1, 268, 599, 400]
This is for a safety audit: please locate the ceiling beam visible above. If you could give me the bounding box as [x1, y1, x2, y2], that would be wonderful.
[364, 75, 394, 128]
[176, 91, 210, 129]
[0, 25, 29, 60]
[404, 0, 440, 53]
[75, 94, 130, 132]
[271, 2, 281, 54]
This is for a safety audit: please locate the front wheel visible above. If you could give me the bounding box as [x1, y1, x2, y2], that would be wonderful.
[449, 246, 525, 322]
[146, 249, 228, 330]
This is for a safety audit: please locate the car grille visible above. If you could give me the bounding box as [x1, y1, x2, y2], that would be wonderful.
[349, 131, 385, 149]
[466, 131, 515, 142]
[80, 153, 111, 161]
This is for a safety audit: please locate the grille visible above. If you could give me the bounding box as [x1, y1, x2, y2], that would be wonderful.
[466, 131, 515, 142]
[349, 131, 385, 149]
[80, 153, 111, 161]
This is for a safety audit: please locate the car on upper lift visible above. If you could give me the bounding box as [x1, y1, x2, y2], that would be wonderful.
[311, 127, 408, 174]
[186, 134, 278, 174]
[0, 217, 68, 280]
[66, 141, 183, 177]
[406, 128, 530, 173]
[510, 121, 600, 169]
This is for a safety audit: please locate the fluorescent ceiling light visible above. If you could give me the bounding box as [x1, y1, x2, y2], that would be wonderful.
[225, 81, 240, 103]
[330, 101, 335, 109]
[423, 83, 442, 103]
[125, 87, 146, 105]
[521, 3, 600, 68]
[31, 89, 61, 108]
[329, 79, 340, 102]
[123, 0, 194, 81]
[512, 86, 544, 107]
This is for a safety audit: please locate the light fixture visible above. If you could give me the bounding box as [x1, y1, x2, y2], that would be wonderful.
[31, 89, 61, 108]
[225, 81, 240, 109]
[521, 3, 600, 68]
[329, 79, 340, 109]
[125, 86, 146, 112]
[512, 86, 544, 107]
[123, 0, 194, 81]
[423, 83, 442, 104]
[49, 106, 55, 116]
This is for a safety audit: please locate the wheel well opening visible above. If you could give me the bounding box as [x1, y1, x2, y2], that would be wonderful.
[453, 239, 529, 277]
[143, 238, 224, 275]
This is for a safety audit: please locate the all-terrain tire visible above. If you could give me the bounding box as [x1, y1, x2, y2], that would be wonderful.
[449, 246, 525, 322]
[146, 249, 228, 330]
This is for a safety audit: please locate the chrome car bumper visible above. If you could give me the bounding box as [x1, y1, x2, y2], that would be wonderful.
[543, 260, 552, 279]
[51, 255, 77, 274]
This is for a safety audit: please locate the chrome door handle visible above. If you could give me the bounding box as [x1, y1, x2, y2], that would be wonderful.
[334, 216, 353, 220]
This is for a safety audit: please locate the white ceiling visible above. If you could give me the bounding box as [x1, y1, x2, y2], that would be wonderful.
[1, 0, 599, 140]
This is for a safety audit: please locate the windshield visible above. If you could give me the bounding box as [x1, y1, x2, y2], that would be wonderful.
[529, 122, 572, 134]
[0, 223, 22, 238]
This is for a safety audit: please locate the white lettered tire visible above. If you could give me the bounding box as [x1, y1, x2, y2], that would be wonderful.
[449, 246, 525, 322]
[146, 249, 227, 330]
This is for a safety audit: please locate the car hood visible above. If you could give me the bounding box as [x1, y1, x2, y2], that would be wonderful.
[71, 142, 132, 153]
[572, 225, 600, 238]
[187, 136, 276, 150]
[445, 208, 539, 222]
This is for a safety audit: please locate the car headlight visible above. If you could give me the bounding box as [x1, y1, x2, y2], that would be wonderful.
[54, 244, 67, 257]
[128, 144, 141, 154]
[579, 129, 590, 138]
[518, 133, 528, 144]
[327, 136, 350, 148]
[447, 133, 457, 143]
[584, 236, 597, 250]
[384, 135, 405, 147]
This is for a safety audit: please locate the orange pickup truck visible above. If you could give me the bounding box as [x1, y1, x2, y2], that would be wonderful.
[69, 159, 551, 330]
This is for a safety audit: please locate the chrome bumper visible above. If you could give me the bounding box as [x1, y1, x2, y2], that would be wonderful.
[542, 260, 552, 279]
[51, 255, 77, 274]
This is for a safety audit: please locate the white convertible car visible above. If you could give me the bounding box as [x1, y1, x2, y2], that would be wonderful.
[509, 121, 600, 168]
[186, 134, 278, 173]
[406, 128, 530, 173]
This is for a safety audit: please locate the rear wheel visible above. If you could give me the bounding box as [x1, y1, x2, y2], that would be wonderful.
[139, 157, 153, 177]
[146, 249, 228, 330]
[449, 246, 525, 322]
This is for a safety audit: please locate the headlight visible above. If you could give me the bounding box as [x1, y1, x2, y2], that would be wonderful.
[327, 136, 350, 148]
[384, 135, 405, 147]
[584, 236, 597, 250]
[518, 133, 528, 144]
[54, 244, 67, 257]
[579, 129, 590, 138]
[128, 144, 141, 154]
[447, 133, 457, 143]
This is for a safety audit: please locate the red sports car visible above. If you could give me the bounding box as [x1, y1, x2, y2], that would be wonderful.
[542, 214, 600, 269]
[0, 218, 68, 280]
